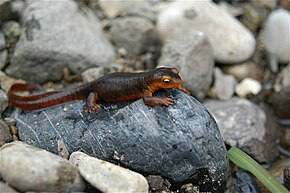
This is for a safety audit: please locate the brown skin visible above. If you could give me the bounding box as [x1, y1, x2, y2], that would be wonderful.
[8, 67, 190, 112]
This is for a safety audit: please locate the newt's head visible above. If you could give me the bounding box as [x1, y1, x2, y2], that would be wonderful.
[148, 67, 183, 90]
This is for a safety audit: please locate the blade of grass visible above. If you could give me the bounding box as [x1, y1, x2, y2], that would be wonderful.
[227, 146, 289, 193]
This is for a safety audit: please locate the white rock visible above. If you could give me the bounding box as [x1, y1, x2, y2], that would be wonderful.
[70, 151, 149, 193]
[0, 141, 85, 193]
[235, 78, 261, 97]
[81, 67, 104, 83]
[157, 1, 256, 64]
[214, 67, 237, 100]
[263, 8, 290, 68]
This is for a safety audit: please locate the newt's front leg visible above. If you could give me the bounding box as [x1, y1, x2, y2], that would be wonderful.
[177, 85, 190, 94]
[86, 92, 100, 113]
[143, 90, 173, 106]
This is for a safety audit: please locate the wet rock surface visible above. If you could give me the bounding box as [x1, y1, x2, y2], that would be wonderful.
[158, 33, 214, 100]
[0, 141, 85, 193]
[70, 151, 149, 193]
[12, 90, 229, 191]
[5, 0, 115, 83]
[205, 97, 278, 163]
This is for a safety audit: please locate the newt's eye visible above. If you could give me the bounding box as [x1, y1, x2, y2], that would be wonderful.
[163, 79, 170, 83]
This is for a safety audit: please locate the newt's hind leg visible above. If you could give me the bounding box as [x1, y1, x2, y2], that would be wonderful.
[86, 92, 100, 113]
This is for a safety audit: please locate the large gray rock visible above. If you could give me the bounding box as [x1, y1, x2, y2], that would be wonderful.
[5, 0, 115, 83]
[204, 97, 278, 163]
[12, 90, 229, 191]
[157, 1, 256, 64]
[158, 33, 214, 100]
[0, 141, 85, 193]
[110, 16, 158, 58]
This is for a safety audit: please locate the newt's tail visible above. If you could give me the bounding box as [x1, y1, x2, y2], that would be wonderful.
[8, 83, 86, 111]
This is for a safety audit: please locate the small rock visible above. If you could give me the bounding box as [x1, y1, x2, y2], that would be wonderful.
[205, 97, 278, 163]
[57, 139, 70, 160]
[1, 21, 21, 38]
[0, 141, 85, 192]
[0, 32, 6, 49]
[157, 1, 256, 64]
[5, 0, 115, 83]
[271, 87, 290, 119]
[226, 170, 260, 193]
[70, 151, 149, 193]
[99, 0, 155, 21]
[0, 0, 20, 23]
[222, 62, 266, 81]
[274, 63, 290, 92]
[146, 175, 170, 192]
[213, 67, 237, 100]
[81, 67, 105, 83]
[262, 8, 290, 71]
[268, 158, 290, 186]
[241, 3, 269, 32]
[284, 166, 290, 190]
[158, 32, 214, 100]
[0, 182, 19, 193]
[235, 78, 262, 97]
[180, 183, 198, 193]
[0, 120, 12, 146]
[110, 16, 158, 58]
[0, 89, 8, 113]
[13, 90, 229, 191]
[250, 0, 277, 10]
[0, 50, 8, 69]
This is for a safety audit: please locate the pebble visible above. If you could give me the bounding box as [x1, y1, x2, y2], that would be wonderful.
[205, 97, 278, 163]
[0, 141, 85, 192]
[262, 8, 290, 71]
[13, 90, 229, 191]
[235, 78, 262, 97]
[156, 1, 256, 64]
[81, 67, 105, 83]
[0, 0, 21, 23]
[110, 16, 158, 58]
[1, 21, 21, 38]
[274, 63, 290, 92]
[222, 62, 265, 81]
[0, 89, 8, 113]
[226, 170, 260, 193]
[70, 151, 149, 193]
[0, 182, 19, 193]
[5, 0, 115, 83]
[158, 32, 214, 100]
[271, 87, 290, 119]
[146, 175, 170, 192]
[0, 120, 12, 146]
[213, 67, 237, 100]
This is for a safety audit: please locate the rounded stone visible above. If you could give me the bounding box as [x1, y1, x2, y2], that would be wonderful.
[0, 141, 85, 192]
[157, 1, 256, 64]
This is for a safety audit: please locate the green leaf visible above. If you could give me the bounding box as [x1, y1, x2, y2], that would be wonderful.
[227, 146, 289, 193]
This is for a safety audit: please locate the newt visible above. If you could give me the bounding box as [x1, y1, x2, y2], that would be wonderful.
[8, 67, 190, 112]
